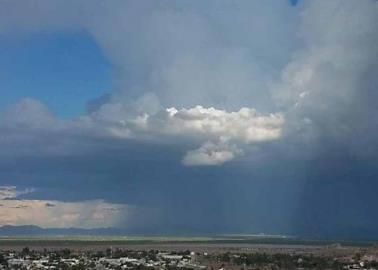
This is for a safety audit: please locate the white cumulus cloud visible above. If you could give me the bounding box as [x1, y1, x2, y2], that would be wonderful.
[182, 142, 242, 166]
[90, 104, 285, 165]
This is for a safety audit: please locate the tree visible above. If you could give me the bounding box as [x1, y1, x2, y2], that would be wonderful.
[106, 248, 112, 258]
[0, 254, 8, 266]
[62, 248, 71, 258]
[22, 247, 30, 256]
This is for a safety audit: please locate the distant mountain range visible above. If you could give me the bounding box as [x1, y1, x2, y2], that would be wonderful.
[2, 225, 378, 241]
[0, 225, 128, 236]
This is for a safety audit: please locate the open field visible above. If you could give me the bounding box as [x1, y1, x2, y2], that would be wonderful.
[1, 235, 377, 255]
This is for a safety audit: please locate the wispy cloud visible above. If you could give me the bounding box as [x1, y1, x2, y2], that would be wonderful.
[0, 198, 135, 228]
[0, 186, 140, 228]
[0, 186, 35, 200]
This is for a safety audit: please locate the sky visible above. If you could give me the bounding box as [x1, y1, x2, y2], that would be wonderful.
[0, 0, 378, 238]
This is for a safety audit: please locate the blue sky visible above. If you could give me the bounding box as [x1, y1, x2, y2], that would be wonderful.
[0, 0, 378, 237]
[0, 31, 111, 117]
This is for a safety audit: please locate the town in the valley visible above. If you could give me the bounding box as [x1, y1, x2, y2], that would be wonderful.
[1, 244, 378, 270]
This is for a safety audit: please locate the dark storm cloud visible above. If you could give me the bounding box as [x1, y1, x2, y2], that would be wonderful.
[0, 0, 377, 235]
